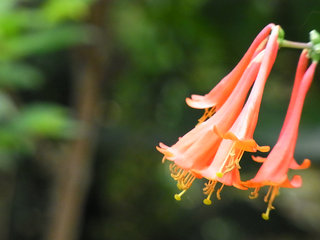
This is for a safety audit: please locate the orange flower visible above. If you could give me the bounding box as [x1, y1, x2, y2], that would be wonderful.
[157, 53, 262, 200]
[186, 24, 274, 123]
[244, 50, 317, 220]
[196, 26, 280, 204]
[157, 25, 279, 201]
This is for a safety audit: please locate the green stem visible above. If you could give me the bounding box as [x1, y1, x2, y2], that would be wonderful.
[280, 40, 312, 50]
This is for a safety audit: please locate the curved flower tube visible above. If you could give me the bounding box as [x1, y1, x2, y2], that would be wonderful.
[186, 24, 274, 123]
[195, 26, 280, 204]
[157, 24, 280, 200]
[244, 51, 317, 220]
[157, 51, 265, 199]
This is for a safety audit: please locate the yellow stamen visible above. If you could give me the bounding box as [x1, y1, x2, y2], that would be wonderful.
[177, 172, 196, 190]
[170, 166, 186, 179]
[261, 208, 271, 220]
[203, 180, 217, 205]
[198, 107, 216, 124]
[249, 187, 260, 199]
[169, 164, 196, 191]
[216, 143, 236, 176]
[217, 143, 245, 178]
[224, 149, 244, 172]
[169, 163, 177, 174]
[261, 186, 279, 220]
[174, 190, 186, 201]
[162, 156, 166, 163]
[216, 172, 224, 178]
[203, 197, 212, 205]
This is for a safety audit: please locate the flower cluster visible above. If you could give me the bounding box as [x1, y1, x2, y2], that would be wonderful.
[156, 24, 318, 220]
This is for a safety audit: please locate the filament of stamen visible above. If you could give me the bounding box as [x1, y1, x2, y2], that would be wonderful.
[203, 180, 217, 205]
[177, 172, 196, 190]
[217, 144, 245, 178]
[171, 167, 186, 180]
[262, 186, 279, 220]
[216, 184, 225, 200]
[216, 143, 236, 178]
[225, 149, 244, 173]
[169, 164, 196, 191]
[198, 107, 216, 124]
[249, 187, 260, 199]
[264, 186, 273, 203]
[169, 163, 177, 174]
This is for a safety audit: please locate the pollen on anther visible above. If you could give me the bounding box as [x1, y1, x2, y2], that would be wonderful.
[203, 198, 212, 205]
[174, 194, 182, 201]
[216, 172, 224, 178]
[261, 212, 269, 221]
[174, 189, 186, 201]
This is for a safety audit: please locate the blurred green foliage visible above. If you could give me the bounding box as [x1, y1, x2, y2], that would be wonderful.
[0, 0, 95, 172]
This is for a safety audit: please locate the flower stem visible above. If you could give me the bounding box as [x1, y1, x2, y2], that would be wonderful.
[280, 40, 312, 50]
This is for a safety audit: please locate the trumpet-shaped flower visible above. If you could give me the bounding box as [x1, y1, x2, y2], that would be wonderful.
[244, 50, 317, 220]
[157, 25, 279, 201]
[186, 24, 274, 123]
[196, 26, 280, 204]
[157, 53, 262, 199]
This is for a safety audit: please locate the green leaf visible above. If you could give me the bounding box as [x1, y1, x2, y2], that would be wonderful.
[1, 25, 91, 59]
[43, 0, 92, 23]
[12, 104, 78, 139]
[0, 62, 44, 89]
[0, 126, 34, 154]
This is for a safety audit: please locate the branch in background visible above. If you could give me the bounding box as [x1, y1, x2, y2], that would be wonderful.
[45, 1, 109, 240]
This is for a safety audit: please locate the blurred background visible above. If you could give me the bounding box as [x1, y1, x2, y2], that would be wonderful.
[0, 0, 320, 240]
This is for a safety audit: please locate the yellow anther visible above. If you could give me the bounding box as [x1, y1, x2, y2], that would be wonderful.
[174, 194, 181, 201]
[203, 180, 217, 204]
[174, 190, 186, 201]
[203, 198, 212, 205]
[261, 212, 269, 221]
[261, 206, 273, 221]
[216, 172, 224, 178]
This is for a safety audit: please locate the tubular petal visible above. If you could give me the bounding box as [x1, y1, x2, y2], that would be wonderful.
[186, 24, 274, 110]
[244, 52, 317, 192]
[279, 50, 309, 137]
[199, 26, 279, 187]
[158, 51, 266, 172]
